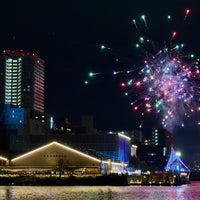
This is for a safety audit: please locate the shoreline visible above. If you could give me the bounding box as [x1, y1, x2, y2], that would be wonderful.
[0, 174, 128, 186]
[0, 174, 191, 186]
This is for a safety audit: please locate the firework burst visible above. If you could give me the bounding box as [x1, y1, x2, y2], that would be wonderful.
[85, 9, 200, 130]
[126, 10, 200, 129]
[129, 45, 200, 129]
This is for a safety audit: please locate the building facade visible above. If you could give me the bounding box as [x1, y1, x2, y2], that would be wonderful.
[8, 132, 131, 164]
[0, 49, 45, 114]
[136, 129, 173, 171]
[0, 104, 24, 129]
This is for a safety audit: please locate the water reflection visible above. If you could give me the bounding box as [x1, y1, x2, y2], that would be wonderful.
[0, 182, 200, 200]
[6, 189, 12, 200]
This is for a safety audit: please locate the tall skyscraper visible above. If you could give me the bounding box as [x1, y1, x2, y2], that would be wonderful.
[0, 49, 45, 114]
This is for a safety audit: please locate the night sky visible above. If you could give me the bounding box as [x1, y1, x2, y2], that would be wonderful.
[1, 0, 200, 162]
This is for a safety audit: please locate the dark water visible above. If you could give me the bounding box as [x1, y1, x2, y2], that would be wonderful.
[0, 182, 200, 200]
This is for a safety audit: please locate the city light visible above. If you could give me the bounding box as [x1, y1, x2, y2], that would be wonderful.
[11, 141, 125, 167]
[0, 156, 8, 161]
[118, 133, 131, 140]
[11, 141, 101, 163]
[176, 151, 182, 157]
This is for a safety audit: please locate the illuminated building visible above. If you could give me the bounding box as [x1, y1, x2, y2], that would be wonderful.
[0, 141, 125, 175]
[10, 141, 102, 167]
[9, 132, 131, 164]
[0, 156, 8, 166]
[165, 148, 190, 183]
[0, 49, 47, 136]
[118, 133, 131, 163]
[165, 148, 190, 173]
[131, 145, 137, 157]
[0, 49, 45, 114]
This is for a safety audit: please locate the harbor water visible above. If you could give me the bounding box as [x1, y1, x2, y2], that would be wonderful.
[0, 181, 199, 200]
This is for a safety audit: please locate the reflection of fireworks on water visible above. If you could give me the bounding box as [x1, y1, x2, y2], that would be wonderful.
[85, 9, 200, 130]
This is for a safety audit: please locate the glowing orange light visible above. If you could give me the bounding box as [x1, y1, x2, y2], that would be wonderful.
[10, 141, 125, 167]
[0, 156, 8, 161]
[11, 141, 101, 162]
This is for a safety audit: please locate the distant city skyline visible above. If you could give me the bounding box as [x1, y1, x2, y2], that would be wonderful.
[0, 1, 200, 162]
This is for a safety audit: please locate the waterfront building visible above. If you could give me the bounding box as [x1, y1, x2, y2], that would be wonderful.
[165, 148, 190, 184]
[165, 148, 190, 173]
[0, 141, 125, 175]
[8, 132, 131, 164]
[0, 156, 7, 166]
